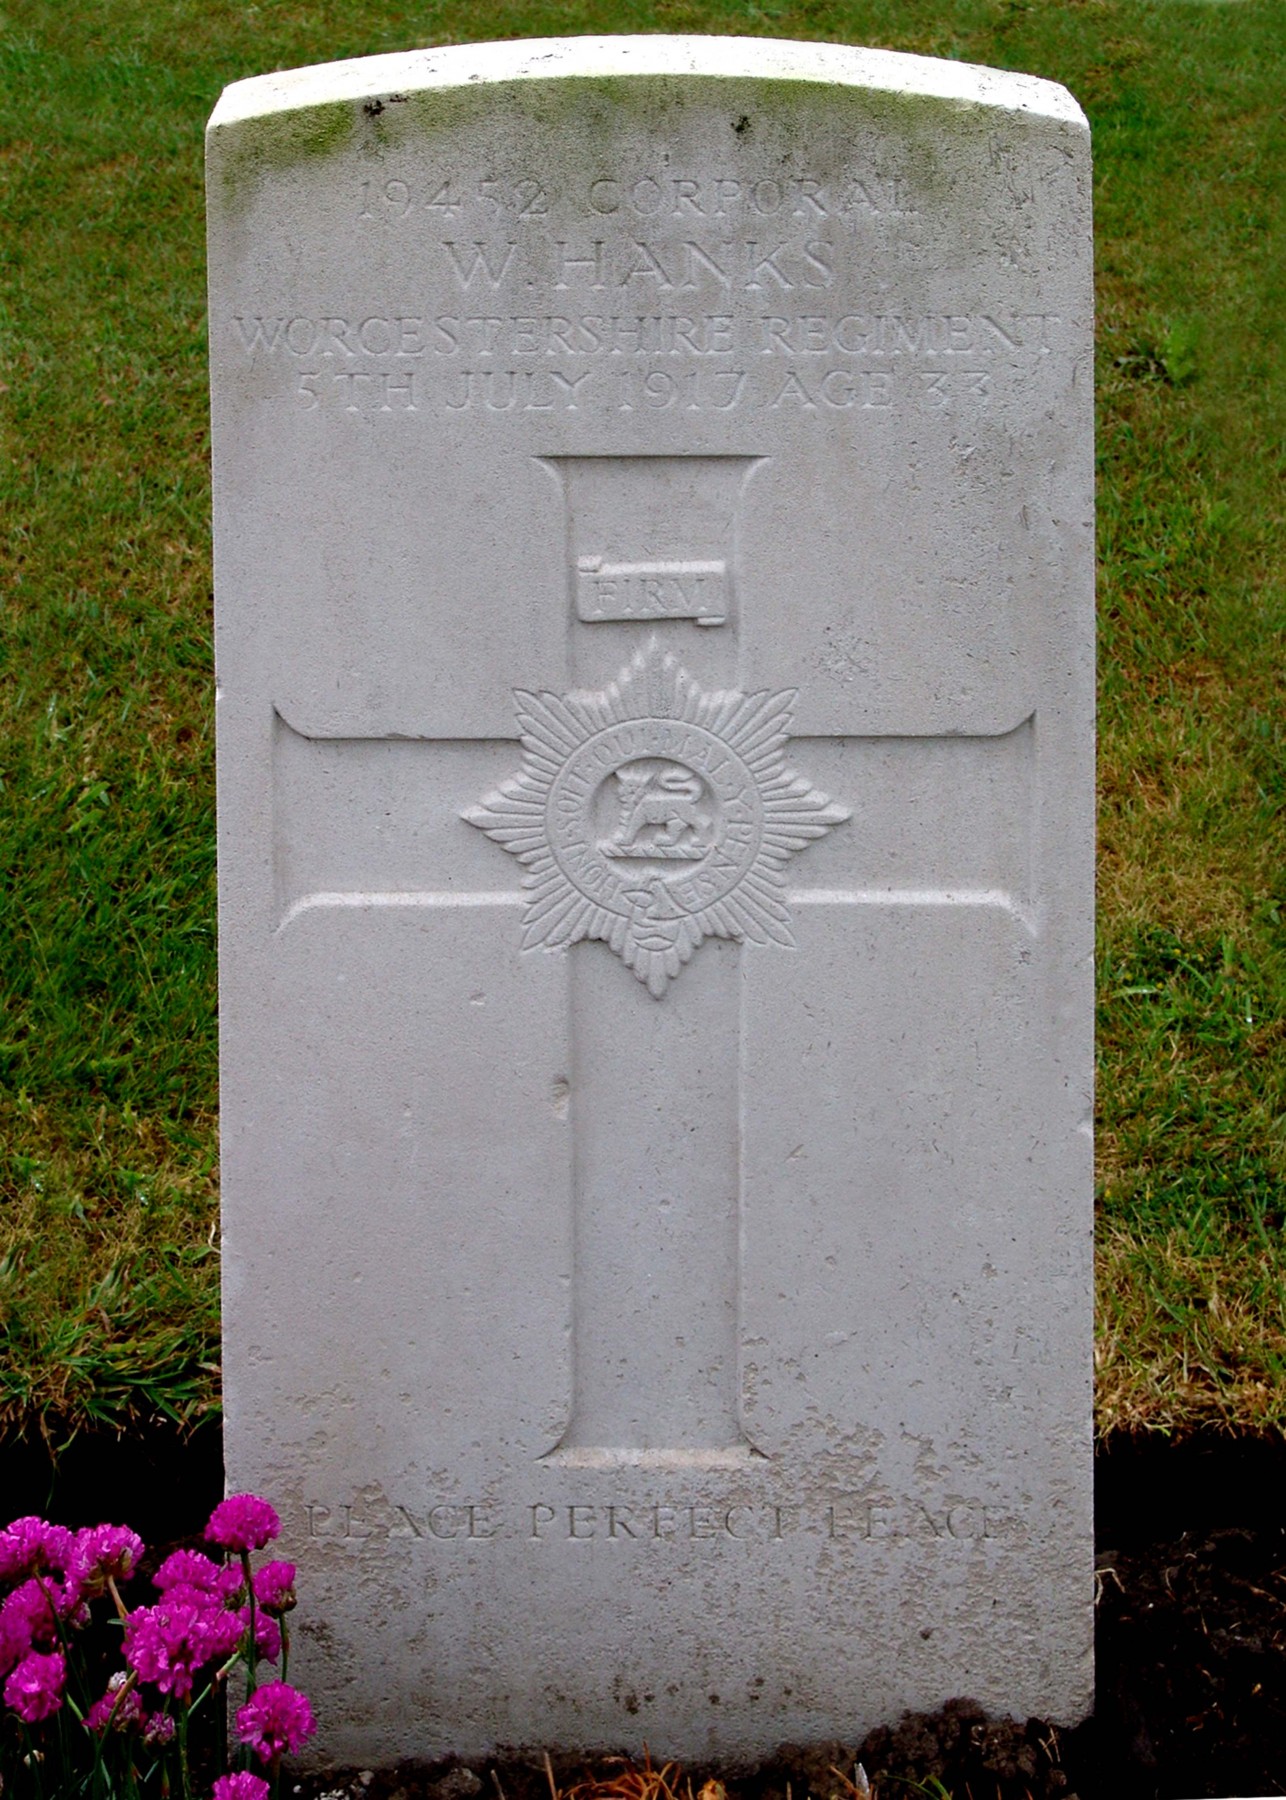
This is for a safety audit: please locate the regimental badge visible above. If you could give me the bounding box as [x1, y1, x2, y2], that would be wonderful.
[463, 641, 850, 997]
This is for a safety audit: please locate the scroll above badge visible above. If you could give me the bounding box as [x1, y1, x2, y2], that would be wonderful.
[544, 454, 763, 626]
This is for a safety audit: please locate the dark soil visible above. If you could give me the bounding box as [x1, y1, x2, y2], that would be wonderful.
[3, 1426, 1285, 1800]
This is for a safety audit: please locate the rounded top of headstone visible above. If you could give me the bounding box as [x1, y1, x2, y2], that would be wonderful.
[207, 35, 1087, 136]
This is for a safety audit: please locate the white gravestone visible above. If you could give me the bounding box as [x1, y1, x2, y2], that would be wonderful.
[208, 37, 1093, 1765]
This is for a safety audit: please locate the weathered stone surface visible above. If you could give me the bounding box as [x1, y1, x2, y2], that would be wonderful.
[208, 35, 1093, 1765]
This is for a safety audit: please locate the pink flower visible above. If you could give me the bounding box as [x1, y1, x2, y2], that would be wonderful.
[124, 1596, 244, 1699]
[251, 1561, 297, 1615]
[235, 1680, 315, 1763]
[151, 1547, 244, 1607]
[0, 1518, 73, 1580]
[0, 1577, 64, 1676]
[154, 1549, 224, 1594]
[207, 1496, 280, 1554]
[213, 1774, 271, 1800]
[237, 1607, 281, 1663]
[69, 1524, 145, 1597]
[0, 1607, 26, 1679]
[218, 1563, 248, 1601]
[0, 1578, 62, 1656]
[146, 1582, 206, 1613]
[4, 1649, 65, 1722]
[86, 1672, 144, 1734]
[143, 1710, 176, 1745]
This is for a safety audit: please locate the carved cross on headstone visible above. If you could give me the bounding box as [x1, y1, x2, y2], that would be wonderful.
[276, 627, 1033, 1458]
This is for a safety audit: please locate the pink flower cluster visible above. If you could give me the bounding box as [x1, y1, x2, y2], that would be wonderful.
[85, 1670, 144, 1734]
[207, 1494, 281, 1554]
[123, 1592, 247, 1700]
[235, 1679, 316, 1764]
[0, 1514, 113, 1722]
[69, 1523, 145, 1596]
[0, 1493, 314, 1776]
[213, 1773, 271, 1800]
[4, 1650, 64, 1723]
[0, 1517, 73, 1580]
[252, 1559, 297, 1615]
[118, 1496, 295, 1701]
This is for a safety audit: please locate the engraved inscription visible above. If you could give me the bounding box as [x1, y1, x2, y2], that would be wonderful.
[462, 640, 849, 997]
[305, 1495, 1007, 1544]
[355, 171, 919, 224]
[232, 147, 1069, 427]
[576, 557, 727, 624]
[552, 453, 759, 626]
[233, 310, 1054, 360]
[233, 308, 1061, 418]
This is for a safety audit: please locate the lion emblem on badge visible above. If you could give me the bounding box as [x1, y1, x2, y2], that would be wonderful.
[603, 763, 715, 860]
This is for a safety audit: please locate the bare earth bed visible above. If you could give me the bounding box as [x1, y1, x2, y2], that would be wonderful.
[3, 1429, 1285, 1800]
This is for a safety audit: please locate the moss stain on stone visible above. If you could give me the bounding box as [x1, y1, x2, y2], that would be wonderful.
[210, 67, 1051, 224]
[211, 97, 355, 215]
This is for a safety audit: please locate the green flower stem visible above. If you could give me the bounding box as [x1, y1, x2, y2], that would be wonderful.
[34, 1570, 73, 1666]
[20, 1724, 46, 1800]
[55, 1704, 71, 1796]
[177, 1703, 192, 1800]
[241, 1550, 257, 1705]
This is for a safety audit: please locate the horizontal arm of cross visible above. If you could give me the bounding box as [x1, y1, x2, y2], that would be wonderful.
[274, 707, 1035, 937]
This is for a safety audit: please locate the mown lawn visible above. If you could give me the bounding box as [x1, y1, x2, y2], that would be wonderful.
[1, 0, 1282, 1443]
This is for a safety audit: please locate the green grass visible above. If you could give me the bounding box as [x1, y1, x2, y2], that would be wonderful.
[1, 0, 1282, 1442]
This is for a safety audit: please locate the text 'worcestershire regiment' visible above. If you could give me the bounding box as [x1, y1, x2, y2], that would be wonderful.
[233, 309, 1060, 416]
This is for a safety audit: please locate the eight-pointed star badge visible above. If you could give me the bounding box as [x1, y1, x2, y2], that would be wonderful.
[463, 641, 850, 997]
